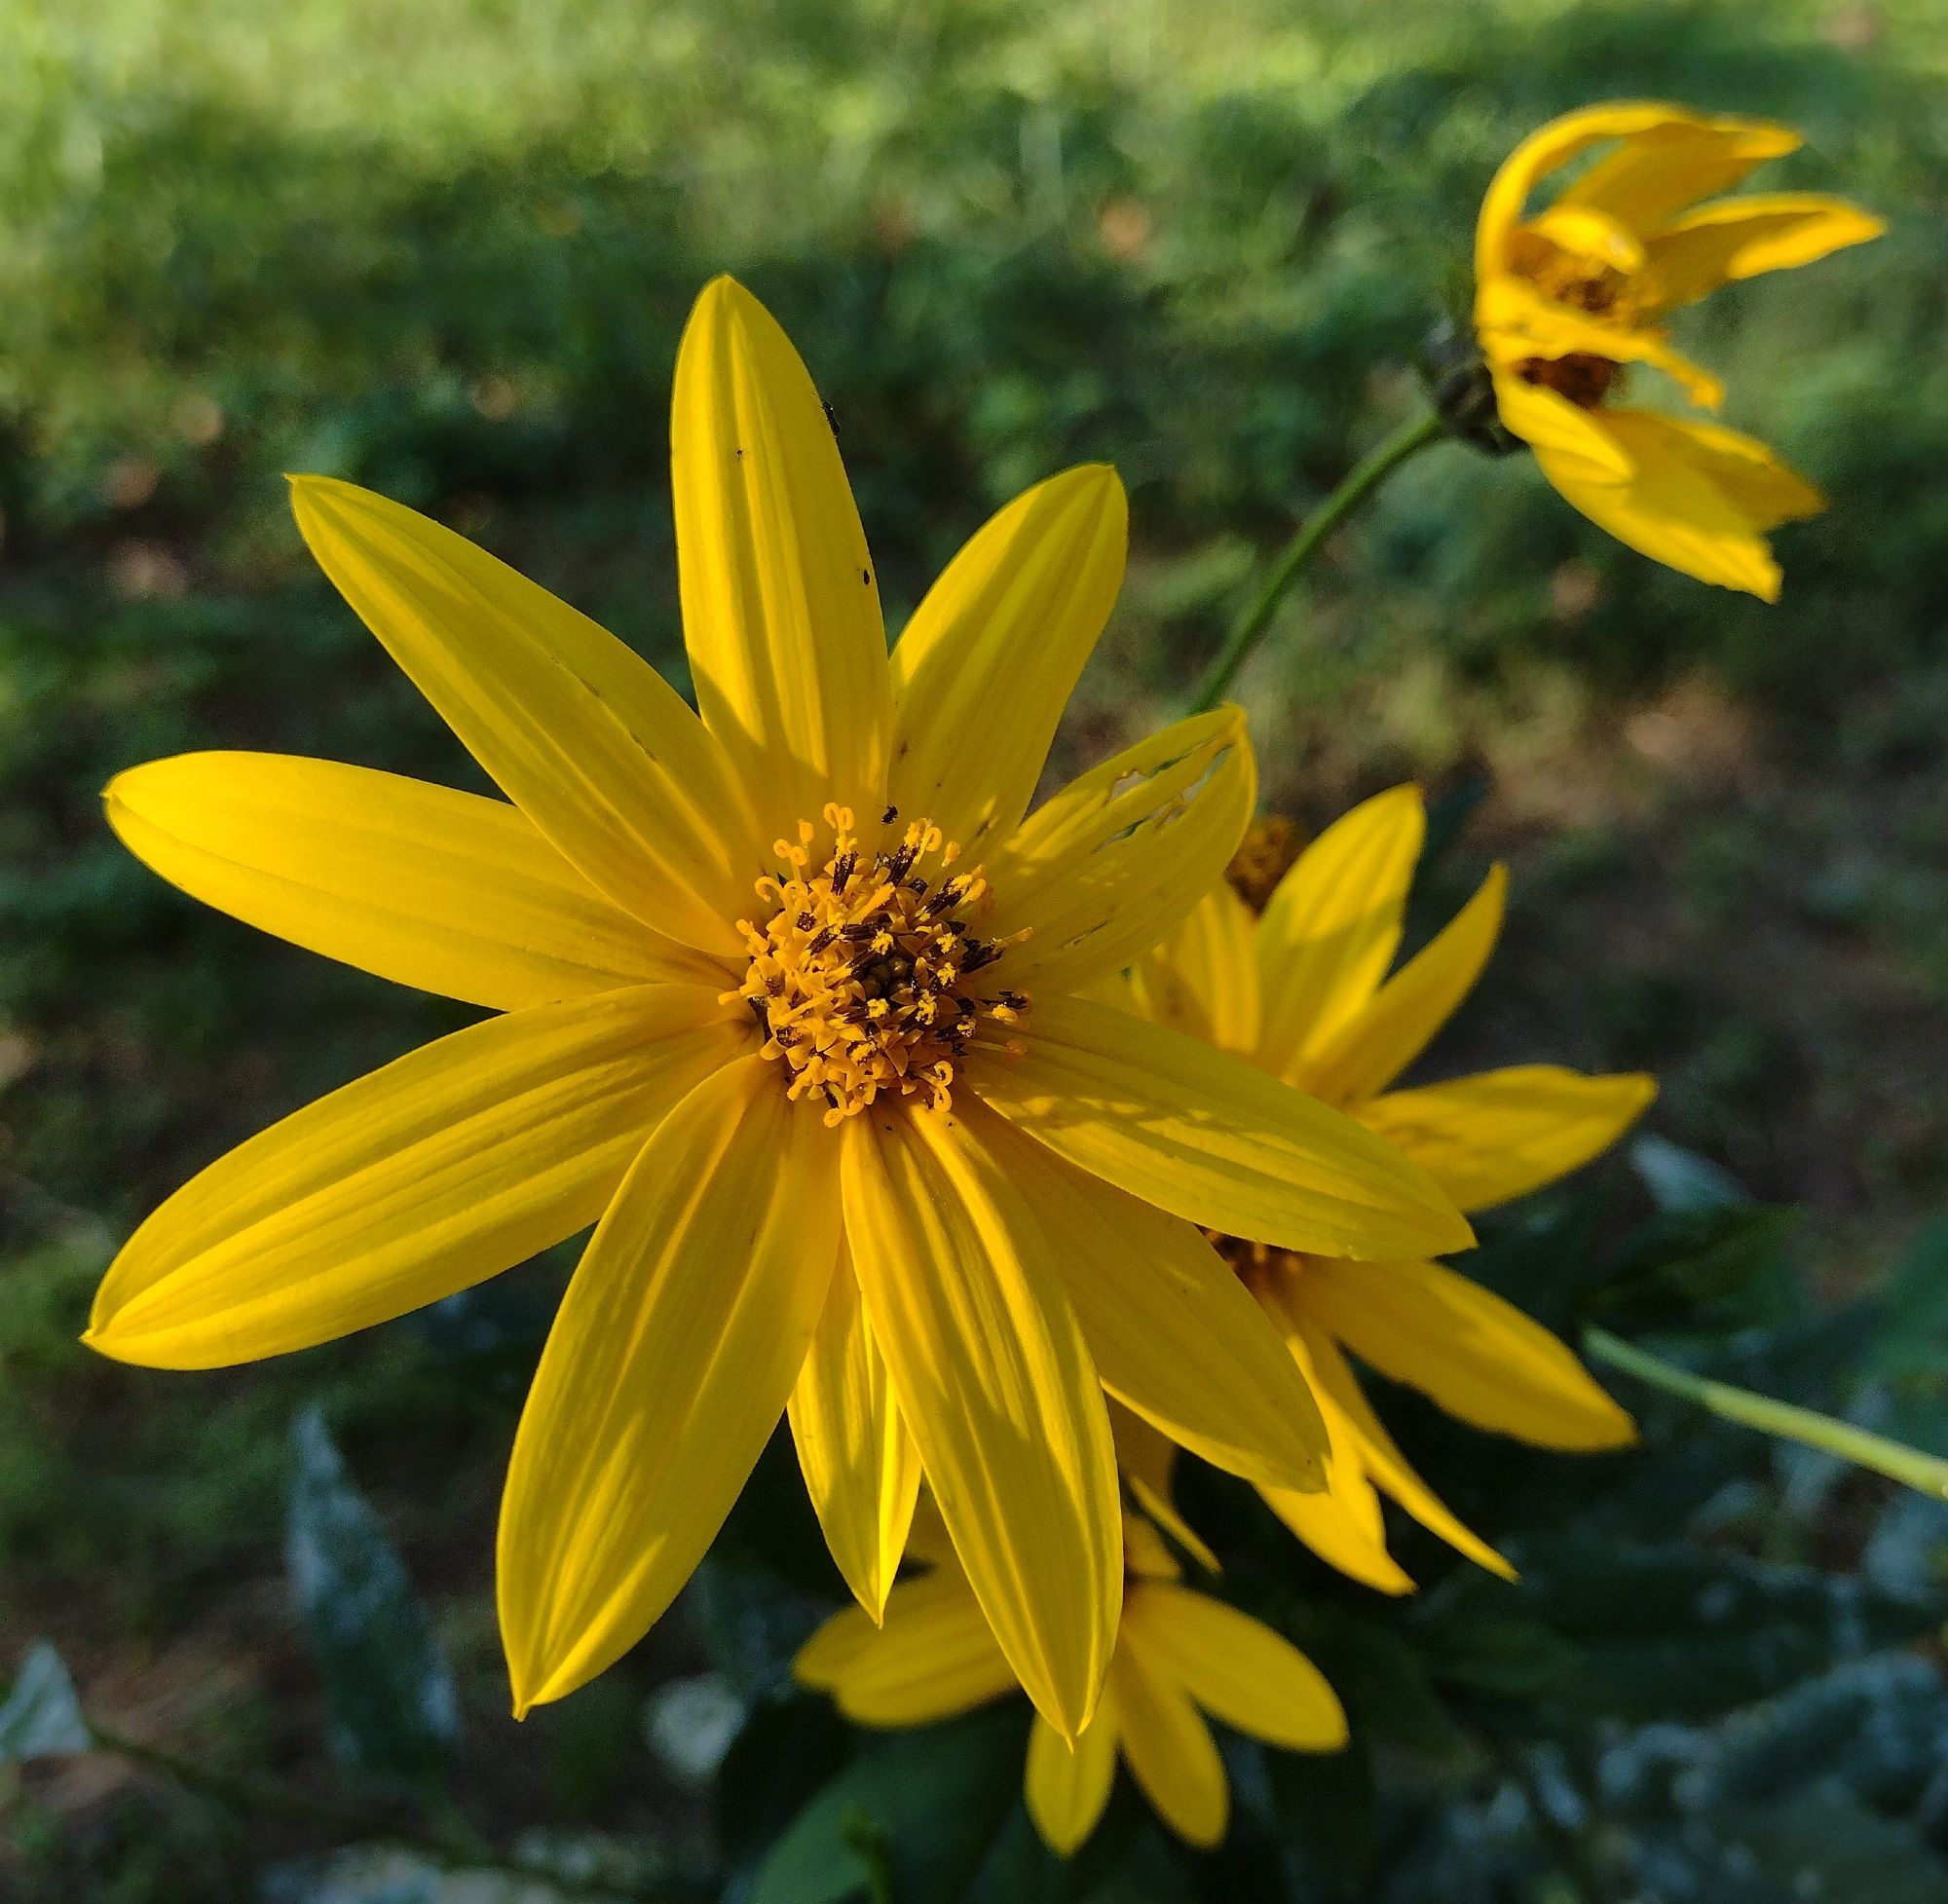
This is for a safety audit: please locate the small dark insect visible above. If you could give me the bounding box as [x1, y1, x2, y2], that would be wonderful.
[861, 568, 872, 585]
[822, 400, 840, 436]
[881, 804, 899, 824]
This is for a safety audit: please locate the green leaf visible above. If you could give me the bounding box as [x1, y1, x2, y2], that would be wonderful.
[0, 1641, 90, 1762]
[1591, 1204, 1799, 1330]
[285, 1406, 460, 1790]
[1630, 1134, 1749, 1213]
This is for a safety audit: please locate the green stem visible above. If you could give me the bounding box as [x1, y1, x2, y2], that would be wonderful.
[1584, 1327, 1948, 1499]
[1184, 407, 1447, 714]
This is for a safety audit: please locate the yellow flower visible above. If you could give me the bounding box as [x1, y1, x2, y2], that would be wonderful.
[1119, 785, 1653, 1592]
[797, 1502, 1345, 1855]
[1475, 100, 1883, 599]
[84, 278, 1473, 1736]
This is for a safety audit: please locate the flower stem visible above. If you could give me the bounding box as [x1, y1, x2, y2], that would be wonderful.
[1583, 1327, 1948, 1499]
[1184, 407, 1447, 714]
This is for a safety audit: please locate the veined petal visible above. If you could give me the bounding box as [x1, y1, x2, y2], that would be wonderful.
[1303, 1257, 1636, 1452]
[1488, 371, 1635, 487]
[289, 477, 758, 955]
[788, 1250, 922, 1621]
[1642, 193, 1885, 311]
[1254, 784, 1425, 1076]
[889, 466, 1128, 858]
[671, 276, 890, 834]
[1133, 879, 1260, 1058]
[105, 752, 723, 1011]
[1476, 278, 1724, 409]
[1558, 113, 1803, 232]
[1109, 1404, 1218, 1574]
[841, 1098, 1121, 1742]
[1110, 1606, 1229, 1848]
[974, 995, 1473, 1261]
[87, 988, 744, 1369]
[1293, 867, 1507, 1109]
[1026, 1705, 1120, 1857]
[984, 708, 1255, 994]
[794, 1568, 1019, 1726]
[1360, 1065, 1655, 1213]
[499, 1058, 841, 1715]
[1127, 1584, 1346, 1752]
[976, 1107, 1327, 1493]
[1536, 409, 1820, 600]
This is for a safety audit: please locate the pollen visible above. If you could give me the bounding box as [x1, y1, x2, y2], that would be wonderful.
[729, 803, 1030, 1126]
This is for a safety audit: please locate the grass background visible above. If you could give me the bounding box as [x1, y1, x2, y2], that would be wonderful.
[2, 0, 1944, 1895]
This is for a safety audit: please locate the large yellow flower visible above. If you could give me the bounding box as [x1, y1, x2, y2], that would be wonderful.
[1118, 785, 1652, 1592]
[1475, 101, 1883, 599]
[797, 1503, 1345, 1855]
[83, 279, 1472, 1737]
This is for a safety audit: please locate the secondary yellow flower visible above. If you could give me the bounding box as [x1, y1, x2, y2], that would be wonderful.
[85, 278, 1472, 1737]
[1475, 101, 1883, 599]
[797, 1504, 1345, 1855]
[1120, 786, 1653, 1592]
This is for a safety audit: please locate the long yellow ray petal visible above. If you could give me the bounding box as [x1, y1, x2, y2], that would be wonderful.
[670, 276, 891, 836]
[499, 1057, 841, 1715]
[106, 752, 725, 1010]
[1109, 1611, 1229, 1848]
[1557, 113, 1802, 232]
[1488, 372, 1635, 486]
[1253, 784, 1424, 1075]
[1026, 1704, 1120, 1857]
[795, 1568, 1020, 1727]
[1641, 193, 1885, 312]
[1303, 1257, 1636, 1452]
[1293, 867, 1506, 1109]
[973, 995, 1473, 1262]
[289, 476, 759, 954]
[86, 988, 745, 1368]
[1134, 879, 1260, 1058]
[1359, 1065, 1655, 1213]
[788, 1249, 922, 1622]
[1127, 1584, 1346, 1752]
[888, 465, 1128, 859]
[983, 708, 1255, 994]
[968, 1101, 1327, 1492]
[841, 1101, 1121, 1743]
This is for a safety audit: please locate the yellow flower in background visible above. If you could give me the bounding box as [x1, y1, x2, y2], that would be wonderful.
[1120, 786, 1652, 1592]
[85, 278, 1475, 1737]
[1475, 101, 1883, 599]
[797, 1504, 1345, 1855]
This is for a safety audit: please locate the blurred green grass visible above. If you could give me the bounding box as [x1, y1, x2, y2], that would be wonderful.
[2, 0, 1946, 1892]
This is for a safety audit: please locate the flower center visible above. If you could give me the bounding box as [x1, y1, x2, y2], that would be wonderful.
[731, 803, 1029, 1126]
[1517, 351, 1621, 410]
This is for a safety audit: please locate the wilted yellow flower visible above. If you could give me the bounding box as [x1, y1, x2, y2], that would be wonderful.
[1120, 786, 1652, 1590]
[85, 279, 1472, 1736]
[1475, 101, 1883, 598]
[797, 1503, 1344, 1855]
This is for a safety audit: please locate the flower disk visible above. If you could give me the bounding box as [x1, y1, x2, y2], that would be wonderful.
[732, 803, 1029, 1124]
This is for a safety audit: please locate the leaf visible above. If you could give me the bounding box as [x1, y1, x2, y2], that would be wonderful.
[1256, 1735, 1379, 1899]
[684, 1556, 826, 1703]
[285, 1406, 460, 1790]
[1630, 1133, 1749, 1213]
[645, 1672, 745, 1789]
[1590, 1203, 1798, 1330]
[1277, 1600, 1467, 1761]
[717, 1692, 856, 1869]
[0, 1641, 90, 1762]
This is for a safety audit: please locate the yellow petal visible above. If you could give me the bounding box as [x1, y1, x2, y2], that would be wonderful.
[1294, 867, 1506, 1109]
[87, 989, 744, 1369]
[1127, 1583, 1346, 1752]
[1109, 1605, 1229, 1848]
[841, 1100, 1121, 1742]
[1535, 408, 1821, 600]
[972, 1105, 1327, 1493]
[1109, 1404, 1218, 1575]
[1558, 113, 1803, 233]
[976, 994, 1473, 1261]
[1520, 204, 1646, 274]
[1303, 1256, 1636, 1452]
[1026, 1706, 1120, 1857]
[1253, 784, 1425, 1076]
[499, 1058, 841, 1715]
[787, 1248, 922, 1621]
[1488, 371, 1635, 487]
[670, 276, 891, 834]
[1360, 1065, 1656, 1213]
[1284, 1296, 1515, 1582]
[1132, 879, 1260, 1057]
[794, 1568, 1019, 1726]
[888, 466, 1128, 858]
[288, 476, 757, 955]
[983, 708, 1255, 994]
[104, 752, 723, 1011]
[1475, 102, 1757, 279]
[1476, 277, 1724, 410]
[1641, 193, 1886, 311]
